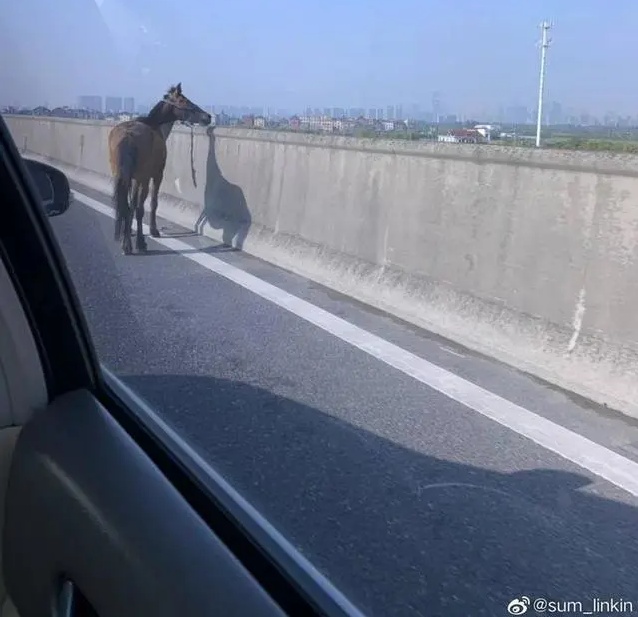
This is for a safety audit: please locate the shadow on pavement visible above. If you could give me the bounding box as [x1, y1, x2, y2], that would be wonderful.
[123, 373, 638, 617]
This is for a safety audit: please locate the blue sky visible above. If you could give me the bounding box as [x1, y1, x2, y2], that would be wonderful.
[2, 0, 638, 116]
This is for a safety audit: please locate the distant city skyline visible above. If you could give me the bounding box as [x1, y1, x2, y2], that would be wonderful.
[68, 91, 638, 127]
[43, 93, 638, 127]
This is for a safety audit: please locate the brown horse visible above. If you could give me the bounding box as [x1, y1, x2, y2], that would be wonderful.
[108, 83, 211, 254]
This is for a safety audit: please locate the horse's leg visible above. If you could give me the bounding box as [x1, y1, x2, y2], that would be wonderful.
[114, 177, 133, 254]
[122, 207, 133, 255]
[149, 174, 162, 238]
[135, 181, 150, 252]
[129, 179, 138, 236]
[122, 183, 135, 255]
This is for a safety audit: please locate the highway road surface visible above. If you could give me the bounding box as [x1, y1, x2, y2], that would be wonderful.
[50, 183, 638, 617]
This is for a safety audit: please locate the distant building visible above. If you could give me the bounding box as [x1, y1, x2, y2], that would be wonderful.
[32, 106, 51, 116]
[548, 101, 563, 125]
[299, 115, 333, 132]
[105, 96, 123, 113]
[254, 116, 266, 129]
[216, 111, 231, 126]
[123, 97, 135, 113]
[51, 107, 73, 118]
[438, 128, 484, 144]
[432, 92, 442, 122]
[379, 120, 407, 132]
[240, 114, 255, 127]
[78, 95, 102, 112]
[474, 124, 500, 142]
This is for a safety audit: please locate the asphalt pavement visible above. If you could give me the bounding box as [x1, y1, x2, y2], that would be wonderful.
[49, 185, 638, 617]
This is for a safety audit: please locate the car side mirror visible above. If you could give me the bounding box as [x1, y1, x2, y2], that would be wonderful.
[23, 158, 73, 217]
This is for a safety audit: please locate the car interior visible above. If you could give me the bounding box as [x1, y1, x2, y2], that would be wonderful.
[0, 116, 355, 616]
[0, 253, 29, 617]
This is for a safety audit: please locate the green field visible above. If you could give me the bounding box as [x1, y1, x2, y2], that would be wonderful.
[256, 122, 638, 154]
[543, 136, 638, 153]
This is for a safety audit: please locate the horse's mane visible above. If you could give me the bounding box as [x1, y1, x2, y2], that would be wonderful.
[138, 100, 166, 126]
[137, 86, 180, 125]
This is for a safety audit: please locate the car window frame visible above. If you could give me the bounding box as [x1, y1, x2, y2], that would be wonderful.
[0, 113, 365, 617]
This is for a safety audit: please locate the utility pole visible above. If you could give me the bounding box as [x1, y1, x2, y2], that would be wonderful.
[535, 21, 552, 148]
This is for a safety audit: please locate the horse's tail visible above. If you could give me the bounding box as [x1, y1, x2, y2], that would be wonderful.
[113, 139, 137, 241]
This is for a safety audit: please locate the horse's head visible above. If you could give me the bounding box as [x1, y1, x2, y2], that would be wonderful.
[162, 83, 212, 127]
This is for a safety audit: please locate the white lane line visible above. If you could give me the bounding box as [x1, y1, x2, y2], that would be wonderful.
[75, 191, 638, 498]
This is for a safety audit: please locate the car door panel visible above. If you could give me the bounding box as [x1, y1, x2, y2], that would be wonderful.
[0, 428, 20, 617]
[3, 389, 287, 617]
[0, 253, 47, 427]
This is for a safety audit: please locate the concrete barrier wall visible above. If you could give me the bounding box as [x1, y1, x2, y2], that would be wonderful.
[6, 114, 638, 418]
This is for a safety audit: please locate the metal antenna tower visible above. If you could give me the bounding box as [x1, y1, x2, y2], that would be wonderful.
[535, 21, 552, 148]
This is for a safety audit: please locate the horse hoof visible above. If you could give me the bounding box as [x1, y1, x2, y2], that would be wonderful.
[150, 229, 160, 238]
[136, 243, 147, 253]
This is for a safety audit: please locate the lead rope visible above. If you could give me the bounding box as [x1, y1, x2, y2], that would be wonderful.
[163, 96, 198, 188]
[190, 124, 197, 188]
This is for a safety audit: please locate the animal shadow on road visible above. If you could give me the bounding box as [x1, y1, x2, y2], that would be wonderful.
[195, 126, 252, 250]
[126, 373, 638, 617]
